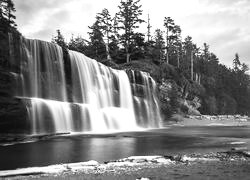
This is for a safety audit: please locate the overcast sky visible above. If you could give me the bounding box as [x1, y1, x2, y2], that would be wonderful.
[13, 0, 250, 67]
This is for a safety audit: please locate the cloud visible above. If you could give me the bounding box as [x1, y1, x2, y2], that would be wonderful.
[14, 0, 96, 41]
[202, 0, 250, 6]
[175, 0, 250, 66]
[13, 0, 250, 67]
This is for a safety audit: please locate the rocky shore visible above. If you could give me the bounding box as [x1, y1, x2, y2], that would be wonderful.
[189, 115, 250, 122]
[168, 114, 250, 126]
[1, 149, 250, 180]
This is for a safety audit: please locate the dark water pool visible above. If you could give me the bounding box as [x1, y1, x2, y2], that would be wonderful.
[0, 126, 250, 170]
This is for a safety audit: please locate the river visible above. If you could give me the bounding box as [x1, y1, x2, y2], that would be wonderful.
[0, 126, 250, 170]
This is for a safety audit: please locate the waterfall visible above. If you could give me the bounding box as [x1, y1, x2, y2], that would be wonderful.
[15, 37, 162, 134]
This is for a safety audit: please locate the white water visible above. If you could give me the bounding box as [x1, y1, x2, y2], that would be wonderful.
[16, 38, 162, 134]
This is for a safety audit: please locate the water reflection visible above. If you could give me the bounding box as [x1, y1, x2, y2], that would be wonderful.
[0, 126, 250, 170]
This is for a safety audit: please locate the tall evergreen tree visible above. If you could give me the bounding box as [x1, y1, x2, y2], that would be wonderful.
[0, 0, 16, 31]
[130, 32, 145, 59]
[52, 29, 67, 49]
[116, 0, 145, 63]
[96, 8, 113, 60]
[0, 0, 18, 69]
[183, 36, 194, 80]
[68, 35, 89, 54]
[153, 29, 165, 63]
[88, 20, 106, 60]
[168, 25, 182, 67]
[163, 17, 175, 64]
[233, 53, 241, 72]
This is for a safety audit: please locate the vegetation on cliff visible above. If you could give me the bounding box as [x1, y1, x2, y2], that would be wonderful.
[0, 0, 29, 133]
[52, 0, 250, 117]
[1, 0, 250, 123]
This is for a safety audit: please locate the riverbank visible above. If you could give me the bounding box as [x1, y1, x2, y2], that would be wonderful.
[1, 149, 250, 180]
[0, 117, 250, 179]
[167, 114, 250, 127]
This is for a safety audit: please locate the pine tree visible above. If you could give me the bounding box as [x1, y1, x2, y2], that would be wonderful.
[68, 35, 89, 54]
[164, 17, 175, 64]
[203, 43, 210, 61]
[169, 25, 182, 67]
[116, 0, 145, 63]
[52, 30, 67, 49]
[153, 29, 165, 63]
[0, 0, 16, 31]
[233, 53, 241, 72]
[130, 32, 145, 59]
[183, 36, 194, 80]
[96, 8, 113, 60]
[88, 20, 106, 60]
[0, 0, 17, 69]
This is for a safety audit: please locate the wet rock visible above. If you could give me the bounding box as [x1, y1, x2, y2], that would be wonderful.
[136, 178, 150, 180]
[231, 147, 248, 152]
[242, 151, 250, 157]
[0, 97, 29, 134]
[215, 148, 250, 161]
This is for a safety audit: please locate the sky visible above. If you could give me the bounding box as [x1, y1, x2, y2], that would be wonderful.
[13, 0, 250, 67]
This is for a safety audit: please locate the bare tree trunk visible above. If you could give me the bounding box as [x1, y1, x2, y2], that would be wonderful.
[166, 49, 169, 64]
[177, 50, 180, 68]
[147, 14, 151, 42]
[105, 43, 111, 60]
[198, 74, 201, 84]
[166, 28, 169, 64]
[195, 73, 198, 82]
[106, 32, 111, 60]
[191, 50, 193, 81]
[126, 46, 130, 63]
[126, 54, 130, 63]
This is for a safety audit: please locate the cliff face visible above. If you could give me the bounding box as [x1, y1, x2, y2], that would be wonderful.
[0, 66, 28, 133]
[120, 60, 202, 120]
[0, 35, 163, 134]
[0, 32, 29, 133]
[0, 32, 202, 134]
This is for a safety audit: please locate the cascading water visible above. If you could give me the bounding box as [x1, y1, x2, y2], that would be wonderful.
[15, 37, 162, 134]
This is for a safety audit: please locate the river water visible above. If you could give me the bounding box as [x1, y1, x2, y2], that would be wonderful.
[0, 126, 250, 170]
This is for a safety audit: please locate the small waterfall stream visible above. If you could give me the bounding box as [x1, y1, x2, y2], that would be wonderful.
[15, 37, 162, 134]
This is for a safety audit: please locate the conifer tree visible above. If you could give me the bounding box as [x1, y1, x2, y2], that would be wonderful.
[153, 29, 165, 63]
[169, 25, 182, 67]
[183, 36, 194, 80]
[116, 0, 145, 63]
[0, 0, 16, 31]
[88, 20, 106, 60]
[68, 35, 89, 54]
[233, 53, 241, 72]
[52, 29, 67, 49]
[164, 17, 175, 64]
[96, 8, 113, 60]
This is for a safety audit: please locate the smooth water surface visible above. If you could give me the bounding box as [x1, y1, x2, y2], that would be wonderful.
[0, 126, 250, 170]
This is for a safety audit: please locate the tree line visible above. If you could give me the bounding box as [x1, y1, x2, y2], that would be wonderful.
[1, 0, 250, 115]
[52, 0, 250, 115]
[0, 0, 17, 68]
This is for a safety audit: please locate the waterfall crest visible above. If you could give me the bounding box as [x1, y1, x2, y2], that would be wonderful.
[15, 38, 162, 134]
